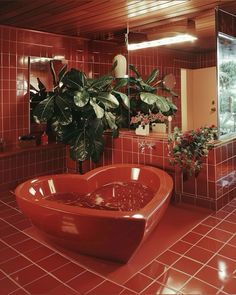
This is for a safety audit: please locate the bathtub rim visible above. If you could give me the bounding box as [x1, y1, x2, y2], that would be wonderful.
[15, 164, 173, 220]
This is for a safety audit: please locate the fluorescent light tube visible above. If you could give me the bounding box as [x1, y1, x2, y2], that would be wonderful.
[218, 32, 235, 41]
[127, 34, 197, 50]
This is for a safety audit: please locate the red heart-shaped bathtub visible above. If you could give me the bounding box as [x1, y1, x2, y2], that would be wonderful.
[15, 164, 173, 263]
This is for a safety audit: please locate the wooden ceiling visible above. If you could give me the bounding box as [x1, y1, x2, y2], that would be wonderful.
[1, 0, 236, 52]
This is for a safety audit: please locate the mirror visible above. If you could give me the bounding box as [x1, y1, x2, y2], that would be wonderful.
[29, 57, 66, 137]
[163, 74, 176, 90]
[217, 8, 236, 138]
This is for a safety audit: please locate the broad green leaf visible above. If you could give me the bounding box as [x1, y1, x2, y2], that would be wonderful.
[54, 122, 81, 143]
[145, 69, 159, 84]
[63, 68, 86, 89]
[74, 90, 90, 107]
[58, 63, 68, 82]
[140, 92, 159, 104]
[37, 78, 46, 92]
[33, 94, 55, 123]
[90, 100, 105, 118]
[139, 81, 156, 92]
[129, 64, 141, 78]
[105, 111, 117, 130]
[86, 118, 104, 162]
[88, 118, 104, 138]
[113, 78, 128, 90]
[140, 92, 170, 112]
[91, 75, 113, 89]
[112, 90, 130, 109]
[71, 134, 89, 162]
[55, 94, 72, 125]
[155, 96, 170, 113]
[97, 92, 119, 109]
[90, 139, 104, 163]
[49, 60, 57, 88]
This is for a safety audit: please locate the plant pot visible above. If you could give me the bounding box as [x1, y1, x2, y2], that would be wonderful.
[135, 124, 150, 136]
[152, 123, 166, 133]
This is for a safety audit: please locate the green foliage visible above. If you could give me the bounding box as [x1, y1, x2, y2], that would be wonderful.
[128, 64, 178, 118]
[168, 126, 218, 176]
[33, 61, 126, 165]
[219, 61, 236, 89]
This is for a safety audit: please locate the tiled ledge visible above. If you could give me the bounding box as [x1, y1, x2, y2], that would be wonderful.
[0, 143, 65, 159]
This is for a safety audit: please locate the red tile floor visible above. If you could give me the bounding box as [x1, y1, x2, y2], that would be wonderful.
[0, 191, 236, 294]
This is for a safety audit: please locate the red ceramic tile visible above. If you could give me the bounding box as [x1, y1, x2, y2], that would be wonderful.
[225, 213, 236, 223]
[141, 260, 168, 279]
[0, 270, 6, 280]
[192, 223, 212, 235]
[182, 231, 203, 244]
[0, 246, 19, 263]
[228, 235, 236, 247]
[0, 255, 31, 275]
[23, 274, 61, 294]
[2, 233, 28, 249]
[10, 264, 47, 286]
[211, 210, 230, 219]
[52, 262, 85, 282]
[196, 236, 224, 252]
[208, 254, 236, 277]
[216, 220, 236, 234]
[87, 280, 124, 295]
[23, 245, 54, 262]
[219, 244, 236, 261]
[140, 281, 177, 295]
[67, 271, 104, 294]
[48, 284, 79, 295]
[124, 273, 153, 293]
[156, 268, 191, 291]
[1, 224, 18, 237]
[156, 250, 181, 266]
[12, 238, 41, 253]
[202, 216, 222, 227]
[222, 277, 236, 294]
[169, 240, 192, 255]
[180, 277, 219, 294]
[196, 265, 232, 289]
[172, 256, 203, 276]
[37, 253, 69, 272]
[184, 246, 214, 264]
[221, 204, 235, 213]
[206, 228, 233, 243]
[0, 277, 19, 294]
[9, 288, 29, 295]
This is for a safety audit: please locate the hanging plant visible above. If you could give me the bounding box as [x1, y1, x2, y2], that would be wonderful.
[168, 126, 218, 176]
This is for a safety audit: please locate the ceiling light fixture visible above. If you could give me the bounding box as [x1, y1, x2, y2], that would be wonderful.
[218, 32, 235, 41]
[127, 34, 197, 51]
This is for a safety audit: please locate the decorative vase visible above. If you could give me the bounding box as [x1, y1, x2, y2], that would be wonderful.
[113, 54, 127, 78]
[135, 124, 150, 136]
[151, 123, 166, 133]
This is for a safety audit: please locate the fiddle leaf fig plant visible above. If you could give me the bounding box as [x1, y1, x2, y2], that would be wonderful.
[128, 64, 177, 117]
[33, 60, 128, 166]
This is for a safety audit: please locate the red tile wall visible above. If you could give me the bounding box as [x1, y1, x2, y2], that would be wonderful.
[0, 24, 221, 209]
[0, 144, 66, 192]
[67, 131, 236, 211]
[128, 47, 216, 128]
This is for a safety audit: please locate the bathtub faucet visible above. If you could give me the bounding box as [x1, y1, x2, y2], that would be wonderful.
[138, 141, 155, 153]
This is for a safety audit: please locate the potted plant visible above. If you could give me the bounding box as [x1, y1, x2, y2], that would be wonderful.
[128, 64, 178, 119]
[168, 126, 218, 177]
[33, 60, 128, 172]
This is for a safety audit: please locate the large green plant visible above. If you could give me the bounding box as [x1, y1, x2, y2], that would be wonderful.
[33, 61, 128, 165]
[128, 65, 177, 117]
